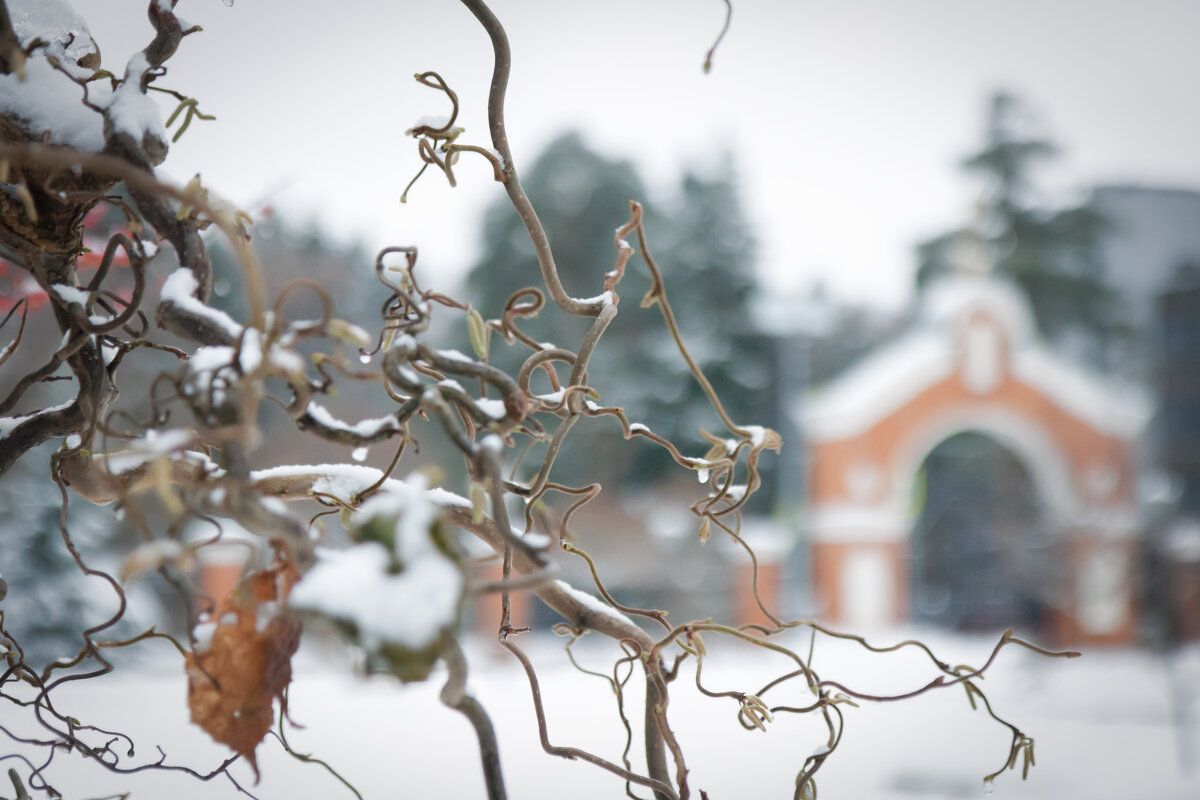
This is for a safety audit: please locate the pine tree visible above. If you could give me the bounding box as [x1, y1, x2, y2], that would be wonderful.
[0, 450, 115, 666]
[465, 131, 650, 344]
[916, 91, 1126, 365]
[626, 159, 765, 470]
[463, 138, 764, 487]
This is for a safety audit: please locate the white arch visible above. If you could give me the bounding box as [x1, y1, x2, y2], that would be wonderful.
[888, 404, 1080, 530]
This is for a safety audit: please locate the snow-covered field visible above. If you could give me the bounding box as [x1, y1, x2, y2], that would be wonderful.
[11, 628, 1200, 800]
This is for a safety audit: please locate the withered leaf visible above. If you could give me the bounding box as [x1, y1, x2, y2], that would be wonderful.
[186, 556, 300, 777]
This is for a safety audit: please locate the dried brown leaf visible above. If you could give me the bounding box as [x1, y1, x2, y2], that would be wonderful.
[186, 556, 301, 777]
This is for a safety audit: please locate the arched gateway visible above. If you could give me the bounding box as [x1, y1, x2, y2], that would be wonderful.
[802, 273, 1149, 645]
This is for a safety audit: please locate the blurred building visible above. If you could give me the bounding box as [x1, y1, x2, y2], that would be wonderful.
[788, 186, 1200, 646]
[800, 263, 1148, 645]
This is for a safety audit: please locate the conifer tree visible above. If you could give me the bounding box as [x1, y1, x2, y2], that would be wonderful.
[917, 91, 1125, 365]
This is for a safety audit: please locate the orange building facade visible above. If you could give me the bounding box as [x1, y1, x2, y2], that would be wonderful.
[801, 274, 1149, 645]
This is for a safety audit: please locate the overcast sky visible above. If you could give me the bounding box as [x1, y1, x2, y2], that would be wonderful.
[71, 0, 1200, 309]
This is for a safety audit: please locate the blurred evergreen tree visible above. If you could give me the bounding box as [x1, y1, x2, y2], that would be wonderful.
[625, 160, 767, 476]
[465, 131, 651, 348]
[463, 134, 765, 489]
[0, 449, 119, 666]
[916, 91, 1127, 366]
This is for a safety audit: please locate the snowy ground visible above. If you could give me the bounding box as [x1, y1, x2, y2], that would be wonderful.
[9, 627, 1200, 800]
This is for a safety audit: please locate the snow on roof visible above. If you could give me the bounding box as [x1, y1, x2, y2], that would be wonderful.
[919, 274, 1036, 344]
[1011, 347, 1149, 438]
[802, 330, 953, 442]
[802, 274, 1150, 442]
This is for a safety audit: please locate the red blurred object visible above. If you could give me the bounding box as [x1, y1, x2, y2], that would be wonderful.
[0, 205, 133, 312]
[0, 261, 47, 312]
[77, 205, 132, 270]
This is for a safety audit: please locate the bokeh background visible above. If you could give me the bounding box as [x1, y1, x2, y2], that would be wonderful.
[3, 1, 1200, 797]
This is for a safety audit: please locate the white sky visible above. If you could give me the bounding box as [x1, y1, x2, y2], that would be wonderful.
[71, 0, 1200, 310]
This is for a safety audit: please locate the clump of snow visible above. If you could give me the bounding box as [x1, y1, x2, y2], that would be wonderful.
[391, 333, 417, 351]
[250, 464, 471, 510]
[161, 268, 244, 340]
[291, 542, 462, 651]
[186, 344, 258, 383]
[474, 397, 507, 419]
[478, 434, 504, 454]
[522, 532, 552, 550]
[51, 284, 91, 306]
[552, 579, 635, 628]
[305, 401, 401, 438]
[353, 475, 439, 553]
[191, 620, 217, 653]
[742, 425, 767, 447]
[0, 57, 107, 150]
[267, 344, 306, 375]
[712, 484, 748, 502]
[255, 600, 280, 632]
[290, 476, 463, 650]
[239, 328, 263, 372]
[413, 114, 451, 129]
[0, 1, 110, 150]
[573, 291, 615, 306]
[2, 1, 171, 155]
[0, 399, 75, 441]
[98, 428, 194, 474]
[425, 486, 470, 508]
[106, 52, 167, 145]
[252, 463, 387, 503]
[9, 0, 97, 75]
[436, 348, 474, 364]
